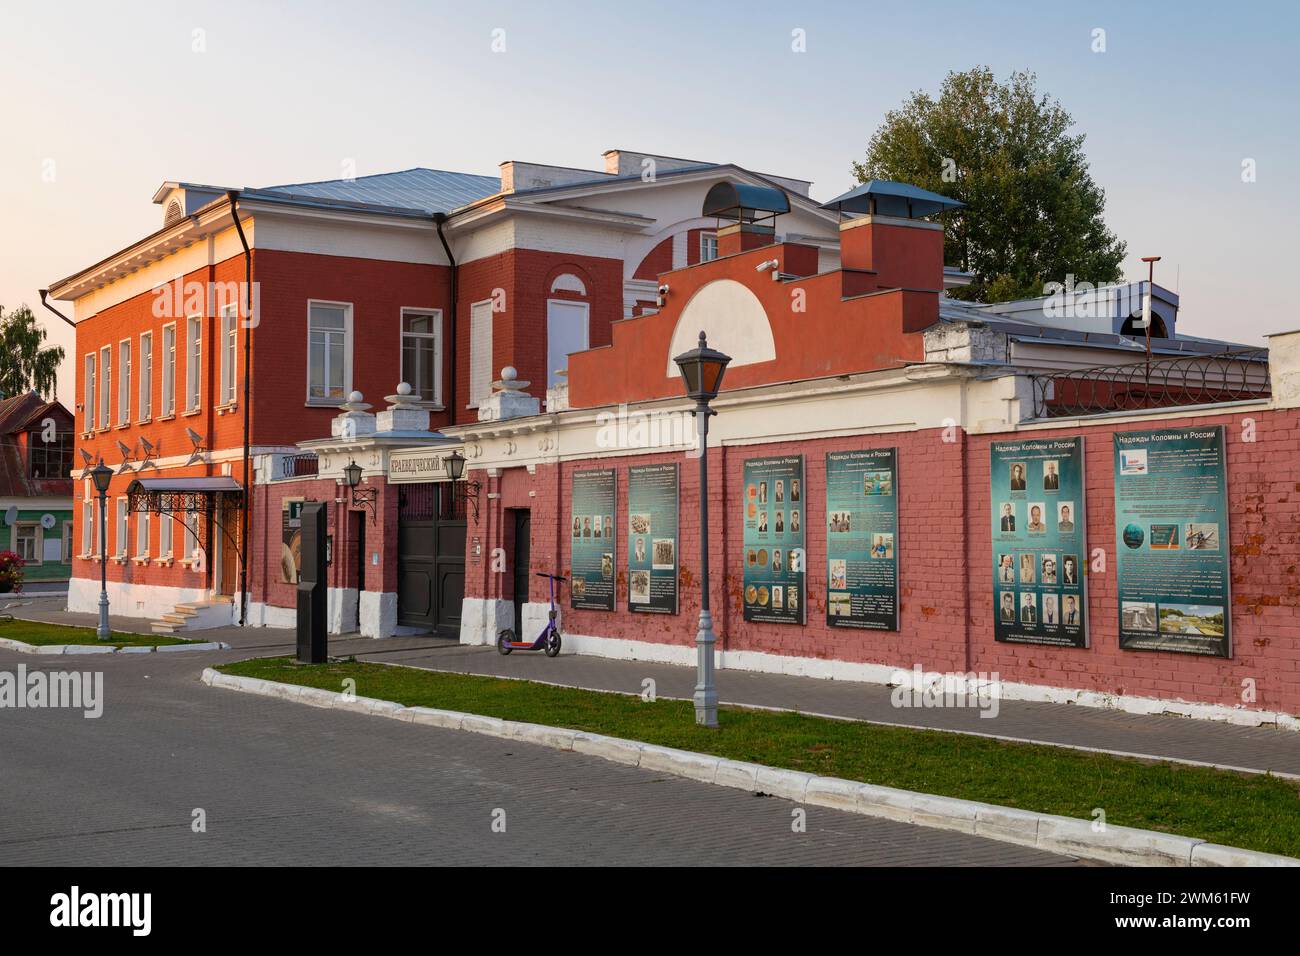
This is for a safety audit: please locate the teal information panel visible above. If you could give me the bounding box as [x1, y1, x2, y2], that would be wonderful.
[1114, 425, 1231, 657]
[990, 436, 1088, 648]
[570, 468, 616, 611]
[741, 455, 805, 624]
[825, 448, 899, 630]
[627, 463, 678, 615]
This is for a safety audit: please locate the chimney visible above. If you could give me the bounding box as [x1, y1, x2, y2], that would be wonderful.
[716, 221, 775, 257]
[838, 215, 945, 292]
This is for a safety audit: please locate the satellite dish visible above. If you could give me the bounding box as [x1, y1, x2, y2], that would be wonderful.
[4, 506, 16, 527]
[41, 513, 56, 530]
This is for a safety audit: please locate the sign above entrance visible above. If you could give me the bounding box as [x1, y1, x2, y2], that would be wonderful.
[388, 448, 458, 484]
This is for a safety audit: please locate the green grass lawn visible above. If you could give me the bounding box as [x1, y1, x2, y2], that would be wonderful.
[219, 656, 1300, 858]
[0, 620, 194, 648]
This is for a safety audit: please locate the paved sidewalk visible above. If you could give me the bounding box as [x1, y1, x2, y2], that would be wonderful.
[9, 601, 1299, 777]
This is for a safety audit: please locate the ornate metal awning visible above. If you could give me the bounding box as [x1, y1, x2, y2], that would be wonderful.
[126, 476, 243, 515]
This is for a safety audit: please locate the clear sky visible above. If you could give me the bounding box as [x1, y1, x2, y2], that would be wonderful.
[3, 0, 1297, 407]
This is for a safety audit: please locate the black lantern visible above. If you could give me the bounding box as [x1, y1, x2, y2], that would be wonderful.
[342, 459, 376, 524]
[673, 331, 732, 402]
[441, 449, 480, 524]
[443, 449, 466, 481]
[90, 461, 113, 495]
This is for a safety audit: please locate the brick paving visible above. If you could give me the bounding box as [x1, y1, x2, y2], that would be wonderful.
[0, 644, 1076, 866]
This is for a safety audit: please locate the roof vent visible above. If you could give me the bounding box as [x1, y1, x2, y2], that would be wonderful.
[164, 199, 183, 226]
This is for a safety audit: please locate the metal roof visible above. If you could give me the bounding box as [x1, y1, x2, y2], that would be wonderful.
[126, 477, 244, 494]
[821, 180, 964, 218]
[701, 181, 791, 221]
[253, 167, 502, 216]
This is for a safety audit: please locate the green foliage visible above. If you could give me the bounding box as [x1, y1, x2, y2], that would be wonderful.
[0, 304, 65, 399]
[853, 67, 1127, 302]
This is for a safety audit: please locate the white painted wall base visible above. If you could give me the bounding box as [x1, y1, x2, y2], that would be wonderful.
[460, 597, 513, 645]
[241, 598, 297, 629]
[328, 587, 360, 634]
[359, 591, 398, 638]
[520, 601, 558, 643]
[68, 576, 209, 621]
[542, 630, 1300, 733]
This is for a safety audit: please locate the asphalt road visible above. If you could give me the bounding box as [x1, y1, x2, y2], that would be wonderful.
[0, 645, 1078, 866]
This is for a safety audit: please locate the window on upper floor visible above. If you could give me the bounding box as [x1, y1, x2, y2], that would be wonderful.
[98, 346, 111, 430]
[307, 301, 351, 404]
[118, 340, 132, 425]
[546, 299, 589, 389]
[161, 324, 176, 417]
[185, 316, 202, 412]
[83, 353, 95, 432]
[29, 428, 71, 480]
[401, 309, 442, 405]
[700, 232, 719, 262]
[139, 332, 153, 420]
[220, 304, 238, 406]
[469, 299, 494, 408]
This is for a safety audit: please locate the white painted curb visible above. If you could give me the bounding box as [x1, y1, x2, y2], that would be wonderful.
[201, 667, 1300, 868]
[0, 636, 231, 655]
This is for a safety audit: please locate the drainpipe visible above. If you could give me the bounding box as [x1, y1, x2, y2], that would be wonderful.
[38, 290, 77, 329]
[227, 190, 253, 627]
[434, 213, 457, 426]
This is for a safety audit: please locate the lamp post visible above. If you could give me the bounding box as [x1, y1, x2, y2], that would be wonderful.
[90, 462, 113, 640]
[342, 459, 377, 524]
[673, 331, 732, 727]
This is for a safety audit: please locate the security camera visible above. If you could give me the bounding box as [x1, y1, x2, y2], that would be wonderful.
[657, 284, 670, 296]
[755, 259, 778, 272]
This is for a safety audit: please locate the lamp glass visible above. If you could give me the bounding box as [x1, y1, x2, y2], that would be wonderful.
[91, 463, 113, 494]
[343, 460, 362, 488]
[444, 451, 466, 481]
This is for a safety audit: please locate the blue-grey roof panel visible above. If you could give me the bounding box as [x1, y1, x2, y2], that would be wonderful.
[822, 179, 964, 217]
[255, 167, 501, 215]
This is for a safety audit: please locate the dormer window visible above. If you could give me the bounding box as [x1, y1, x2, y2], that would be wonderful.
[164, 199, 183, 226]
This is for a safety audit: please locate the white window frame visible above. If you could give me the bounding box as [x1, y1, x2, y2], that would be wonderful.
[185, 314, 202, 412]
[62, 521, 73, 564]
[98, 345, 111, 430]
[306, 300, 353, 405]
[81, 500, 93, 556]
[183, 509, 199, 560]
[118, 339, 132, 426]
[15, 522, 40, 564]
[115, 497, 128, 557]
[136, 509, 151, 557]
[468, 299, 494, 409]
[159, 510, 173, 557]
[545, 299, 590, 389]
[220, 303, 238, 407]
[83, 353, 96, 433]
[700, 232, 719, 262]
[139, 331, 153, 421]
[161, 322, 177, 417]
[399, 307, 443, 406]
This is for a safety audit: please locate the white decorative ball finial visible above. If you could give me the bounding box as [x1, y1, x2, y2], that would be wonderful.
[501, 366, 517, 382]
[397, 381, 412, 396]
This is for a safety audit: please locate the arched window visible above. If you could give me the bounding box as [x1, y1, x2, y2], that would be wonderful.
[1121, 313, 1169, 339]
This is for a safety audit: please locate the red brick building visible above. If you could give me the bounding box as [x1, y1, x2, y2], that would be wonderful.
[47, 151, 1297, 731]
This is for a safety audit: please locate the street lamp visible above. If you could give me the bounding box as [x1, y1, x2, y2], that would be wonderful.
[441, 449, 481, 524]
[673, 330, 732, 727]
[342, 459, 377, 524]
[90, 461, 113, 640]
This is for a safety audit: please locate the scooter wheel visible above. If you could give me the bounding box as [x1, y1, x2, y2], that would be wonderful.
[496, 629, 514, 655]
[544, 630, 562, 658]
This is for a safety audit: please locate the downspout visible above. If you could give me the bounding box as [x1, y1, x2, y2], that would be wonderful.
[38, 290, 77, 329]
[434, 213, 457, 426]
[228, 190, 253, 627]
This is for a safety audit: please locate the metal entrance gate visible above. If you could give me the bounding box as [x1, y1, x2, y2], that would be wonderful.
[397, 482, 466, 635]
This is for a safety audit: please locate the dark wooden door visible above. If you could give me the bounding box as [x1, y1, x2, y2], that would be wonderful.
[398, 482, 465, 636]
[512, 510, 530, 637]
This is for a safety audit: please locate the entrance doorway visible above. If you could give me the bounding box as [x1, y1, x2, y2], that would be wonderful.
[216, 501, 239, 597]
[397, 482, 466, 636]
[353, 510, 366, 633]
[511, 509, 530, 635]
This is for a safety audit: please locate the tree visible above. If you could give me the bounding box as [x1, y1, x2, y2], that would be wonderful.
[853, 67, 1126, 302]
[0, 304, 65, 399]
